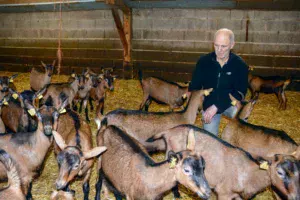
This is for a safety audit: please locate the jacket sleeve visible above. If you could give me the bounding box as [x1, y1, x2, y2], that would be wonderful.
[188, 58, 204, 91]
[231, 62, 249, 101]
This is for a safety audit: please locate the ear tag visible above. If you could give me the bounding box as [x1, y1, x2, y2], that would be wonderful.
[85, 74, 90, 78]
[3, 100, 8, 105]
[9, 79, 13, 83]
[259, 161, 269, 170]
[204, 90, 210, 96]
[113, 77, 116, 81]
[71, 73, 76, 78]
[28, 108, 36, 117]
[12, 93, 18, 99]
[231, 100, 237, 106]
[169, 157, 177, 169]
[59, 108, 66, 114]
[37, 94, 43, 99]
[182, 94, 187, 99]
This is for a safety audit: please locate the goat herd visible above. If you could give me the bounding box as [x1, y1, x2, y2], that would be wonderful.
[0, 61, 298, 200]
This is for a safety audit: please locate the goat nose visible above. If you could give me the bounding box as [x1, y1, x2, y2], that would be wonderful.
[56, 181, 66, 190]
[44, 126, 52, 136]
[2, 87, 8, 92]
[79, 86, 84, 90]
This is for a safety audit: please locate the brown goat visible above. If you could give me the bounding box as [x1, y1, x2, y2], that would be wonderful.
[248, 73, 291, 110]
[30, 60, 55, 91]
[222, 95, 298, 158]
[95, 124, 211, 200]
[149, 125, 300, 200]
[0, 149, 25, 200]
[101, 88, 212, 152]
[138, 70, 188, 111]
[51, 190, 75, 200]
[53, 107, 105, 200]
[0, 98, 68, 200]
[41, 76, 79, 110]
[89, 76, 110, 129]
[52, 130, 107, 200]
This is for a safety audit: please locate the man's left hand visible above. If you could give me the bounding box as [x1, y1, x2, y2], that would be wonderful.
[203, 104, 218, 124]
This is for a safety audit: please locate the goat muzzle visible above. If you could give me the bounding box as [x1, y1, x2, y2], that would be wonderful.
[44, 126, 53, 136]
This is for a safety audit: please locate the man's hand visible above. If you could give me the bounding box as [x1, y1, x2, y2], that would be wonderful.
[203, 104, 218, 124]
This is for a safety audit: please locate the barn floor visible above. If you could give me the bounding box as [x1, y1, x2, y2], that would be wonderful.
[0, 71, 299, 200]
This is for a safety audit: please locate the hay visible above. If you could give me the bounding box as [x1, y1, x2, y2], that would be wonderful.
[0, 71, 299, 200]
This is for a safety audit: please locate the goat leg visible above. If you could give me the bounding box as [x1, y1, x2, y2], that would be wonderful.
[25, 182, 33, 200]
[79, 100, 84, 113]
[145, 98, 152, 112]
[95, 169, 104, 200]
[89, 97, 94, 111]
[83, 182, 90, 200]
[171, 184, 181, 199]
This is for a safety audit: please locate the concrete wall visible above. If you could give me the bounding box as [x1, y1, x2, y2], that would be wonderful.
[0, 9, 299, 81]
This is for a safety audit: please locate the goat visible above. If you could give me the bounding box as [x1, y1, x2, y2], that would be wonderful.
[53, 108, 106, 200]
[100, 88, 212, 152]
[0, 74, 18, 100]
[89, 75, 110, 129]
[0, 149, 25, 200]
[1, 88, 46, 133]
[148, 125, 300, 200]
[248, 73, 291, 110]
[30, 60, 55, 92]
[222, 94, 298, 158]
[51, 190, 75, 200]
[41, 75, 79, 110]
[95, 123, 211, 200]
[138, 70, 188, 111]
[0, 93, 14, 133]
[0, 98, 68, 200]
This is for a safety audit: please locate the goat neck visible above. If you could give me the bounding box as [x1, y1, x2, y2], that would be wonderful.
[183, 90, 205, 124]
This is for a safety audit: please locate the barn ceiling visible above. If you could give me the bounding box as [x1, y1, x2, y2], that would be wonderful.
[0, 0, 299, 12]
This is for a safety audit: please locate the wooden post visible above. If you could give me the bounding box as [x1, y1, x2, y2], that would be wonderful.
[106, 0, 132, 79]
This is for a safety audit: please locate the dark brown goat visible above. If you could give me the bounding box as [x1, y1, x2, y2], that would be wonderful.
[138, 70, 188, 111]
[30, 60, 55, 91]
[1, 88, 46, 133]
[53, 107, 105, 200]
[149, 125, 300, 200]
[248, 73, 291, 110]
[95, 124, 211, 200]
[0, 149, 25, 200]
[0, 74, 18, 100]
[101, 88, 212, 152]
[0, 98, 68, 200]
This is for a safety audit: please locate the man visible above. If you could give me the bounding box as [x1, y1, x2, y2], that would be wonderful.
[188, 28, 248, 136]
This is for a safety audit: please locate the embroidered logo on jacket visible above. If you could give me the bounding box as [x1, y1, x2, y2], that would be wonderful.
[226, 72, 232, 75]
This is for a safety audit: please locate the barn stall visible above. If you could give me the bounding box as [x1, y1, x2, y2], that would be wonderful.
[0, 0, 299, 199]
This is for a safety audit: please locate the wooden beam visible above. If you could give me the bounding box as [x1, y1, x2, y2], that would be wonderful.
[105, 0, 129, 13]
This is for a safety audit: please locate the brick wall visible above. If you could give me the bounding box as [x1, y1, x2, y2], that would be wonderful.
[0, 9, 299, 82]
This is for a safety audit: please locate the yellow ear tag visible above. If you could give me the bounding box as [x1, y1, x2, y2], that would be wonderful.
[71, 73, 76, 78]
[59, 108, 66, 114]
[9, 79, 13, 83]
[204, 90, 210, 96]
[231, 100, 237, 106]
[169, 157, 177, 169]
[3, 100, 8, 105]
[259, 161, 269, 170]
[28, 108, 36, 117]
[12, 93, 18, 99]
[85, 74, 90, 78]
[182, 94, 187, 99]
[37, 94, 43, 99]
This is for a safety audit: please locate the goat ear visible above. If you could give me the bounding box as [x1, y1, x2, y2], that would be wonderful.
[98, 74, 104, 79]
[24, 99, 37, 117]
[187, 129, 195, 151]
[52, 60, 56, 67]
[9, 74, 18, 83]
[41, 61, 47, 68]
[83, 146, 107, 160]
[33, 86, 47, 100]
[291, 146, 300, 160]
[52, 131, 67, 150]
[168, 151, 179, 169]
[58, 97, 69, 113]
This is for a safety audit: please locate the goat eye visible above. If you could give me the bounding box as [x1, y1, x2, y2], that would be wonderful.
[277, 169, 285, 178]
[73, 163, 80, 169]
[183, 168, 191, 175]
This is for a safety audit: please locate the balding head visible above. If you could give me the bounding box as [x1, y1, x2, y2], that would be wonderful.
[214, 28, 235, 44]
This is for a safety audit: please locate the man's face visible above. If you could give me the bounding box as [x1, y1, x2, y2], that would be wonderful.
[214, 33, 234, 60]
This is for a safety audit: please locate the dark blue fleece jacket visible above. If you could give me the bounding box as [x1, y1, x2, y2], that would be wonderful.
[189, 52, 249, 113]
